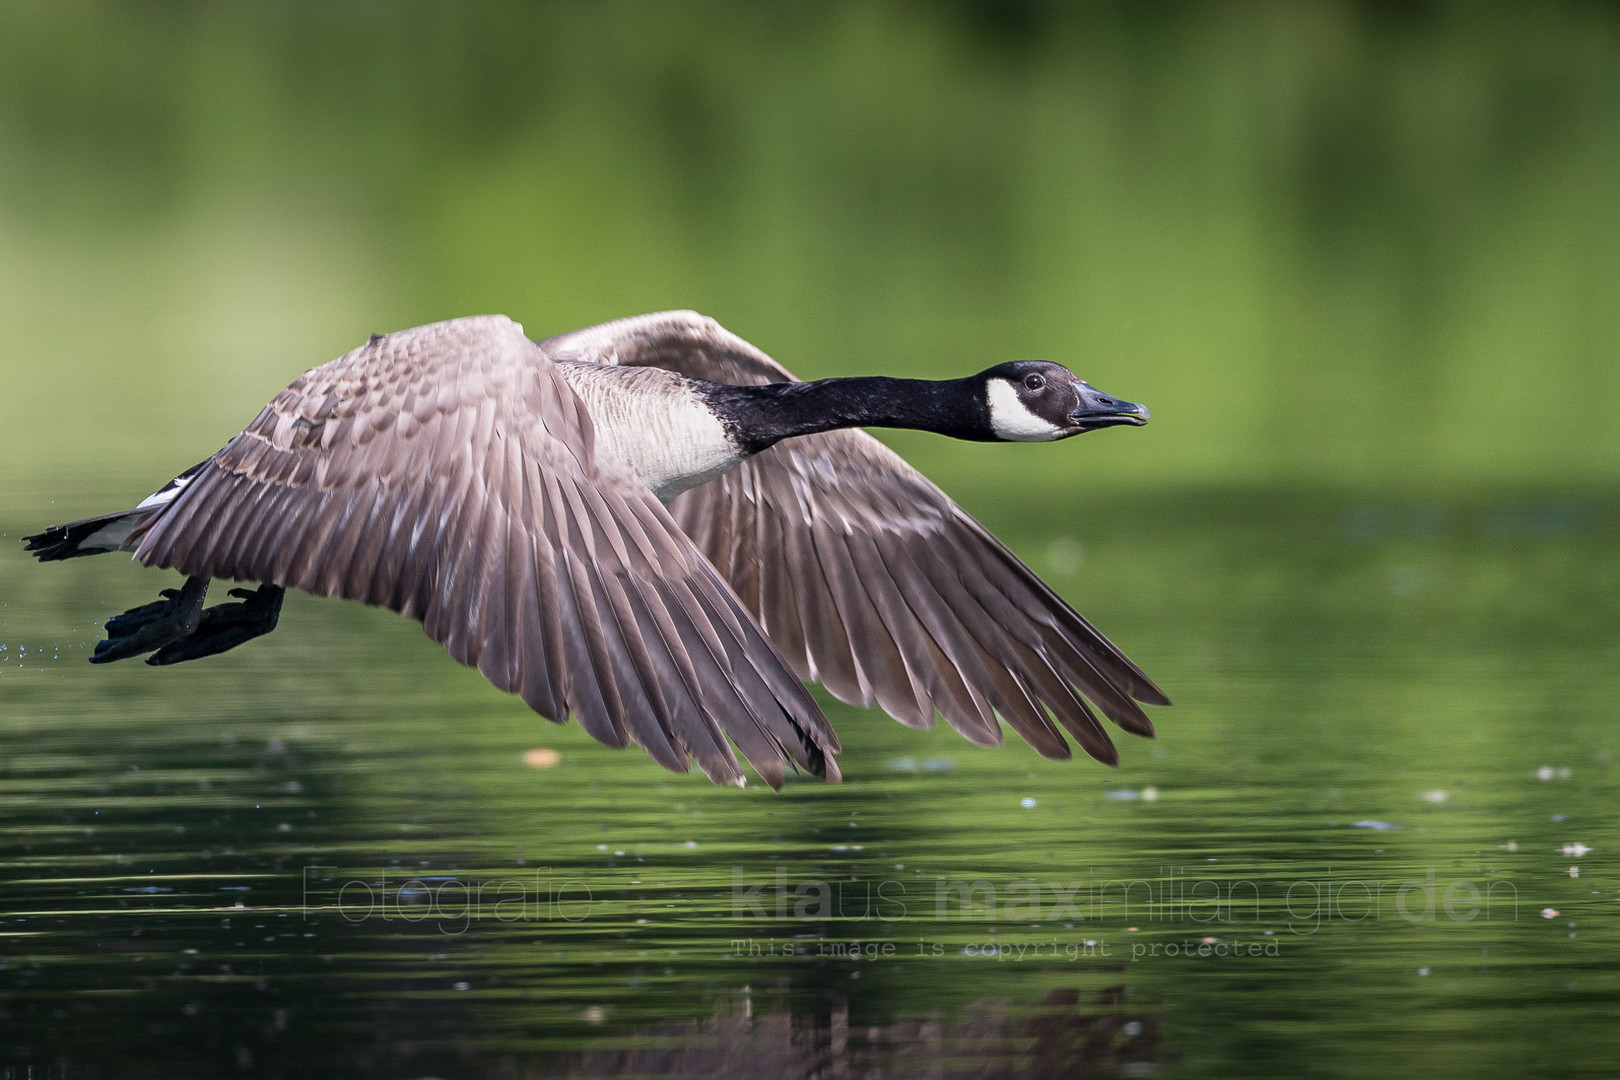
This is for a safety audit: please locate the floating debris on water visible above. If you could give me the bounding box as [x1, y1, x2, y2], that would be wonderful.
[1020, 797, 1037, 809]
[888, 756, 955, 773]
[1541, 908, 1559, 919]
[1352, 820, 1399, 831]
[1561, 843, 1591, 857]
[1418, 790, 1449, 804]
[522, 748, 561, 768]
[1536, 766, 1572, 781]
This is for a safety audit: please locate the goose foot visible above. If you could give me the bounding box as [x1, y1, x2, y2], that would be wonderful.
[147, 584, 284, 666]
[91, 576, 209, 664]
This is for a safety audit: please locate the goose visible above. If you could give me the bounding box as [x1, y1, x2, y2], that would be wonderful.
[24, 312, 1168, 787]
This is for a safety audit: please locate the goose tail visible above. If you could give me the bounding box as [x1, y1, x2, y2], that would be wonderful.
[23, 509, 145, 562]
[26, 459, 208, 562]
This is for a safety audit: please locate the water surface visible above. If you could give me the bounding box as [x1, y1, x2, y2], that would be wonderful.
[4, 486, 1616, 1077]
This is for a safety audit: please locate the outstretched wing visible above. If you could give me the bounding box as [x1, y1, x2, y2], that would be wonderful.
[131, 315, 837, 787]
[542, 311, 1169, 766]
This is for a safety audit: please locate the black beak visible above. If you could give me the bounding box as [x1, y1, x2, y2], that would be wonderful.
[1070, 382, 1149, 429]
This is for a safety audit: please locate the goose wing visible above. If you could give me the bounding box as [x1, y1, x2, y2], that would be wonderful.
[541, 310, 1169, 766]
[130, 315, 836, 787]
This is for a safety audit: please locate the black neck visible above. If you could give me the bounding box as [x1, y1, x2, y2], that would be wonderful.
[701, 376, 993, 453]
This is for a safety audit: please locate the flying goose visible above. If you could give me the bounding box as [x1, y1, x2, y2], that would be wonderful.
[24, 312, 1168, 787]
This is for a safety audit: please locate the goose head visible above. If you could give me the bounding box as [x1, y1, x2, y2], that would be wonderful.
[979, 361, 1149, 442]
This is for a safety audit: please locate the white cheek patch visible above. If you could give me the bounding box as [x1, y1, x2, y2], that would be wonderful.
[986, 378, 1065, 442]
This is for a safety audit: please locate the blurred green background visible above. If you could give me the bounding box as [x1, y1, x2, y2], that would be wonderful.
[3, 1, 1617, 496]
[2, 3, 1618, 1078]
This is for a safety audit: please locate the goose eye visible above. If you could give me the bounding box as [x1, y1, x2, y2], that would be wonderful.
[1023, 373, 1045, 392]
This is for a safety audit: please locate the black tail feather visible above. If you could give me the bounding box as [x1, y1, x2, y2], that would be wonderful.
[22, 511, 139, 562]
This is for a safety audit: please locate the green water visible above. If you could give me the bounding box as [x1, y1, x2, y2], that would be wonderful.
[3, 4, 1619, 1077]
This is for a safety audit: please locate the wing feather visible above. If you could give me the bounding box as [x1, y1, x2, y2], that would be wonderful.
[542, 310, 1168, 766]
[130, 315, 833, 787]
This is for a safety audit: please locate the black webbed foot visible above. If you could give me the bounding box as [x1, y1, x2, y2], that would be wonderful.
[103, 588, 184, 637]
[91, 578, 209, 664]
[146, 584, 284, 666]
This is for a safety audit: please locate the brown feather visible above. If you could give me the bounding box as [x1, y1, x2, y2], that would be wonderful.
[545, 310, 1167, 766]
[132, 315, 832, 788]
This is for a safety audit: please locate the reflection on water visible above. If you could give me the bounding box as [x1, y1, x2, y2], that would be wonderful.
[546, 986, 1159, 1079]
[3, 488, 1617, 1077]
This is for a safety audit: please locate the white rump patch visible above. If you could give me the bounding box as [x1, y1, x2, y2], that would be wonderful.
[986, 379, 1065, 442]
[136, 473, 193, 510]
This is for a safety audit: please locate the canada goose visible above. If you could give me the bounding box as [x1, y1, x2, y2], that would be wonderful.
[24, 312, 1167, 787]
